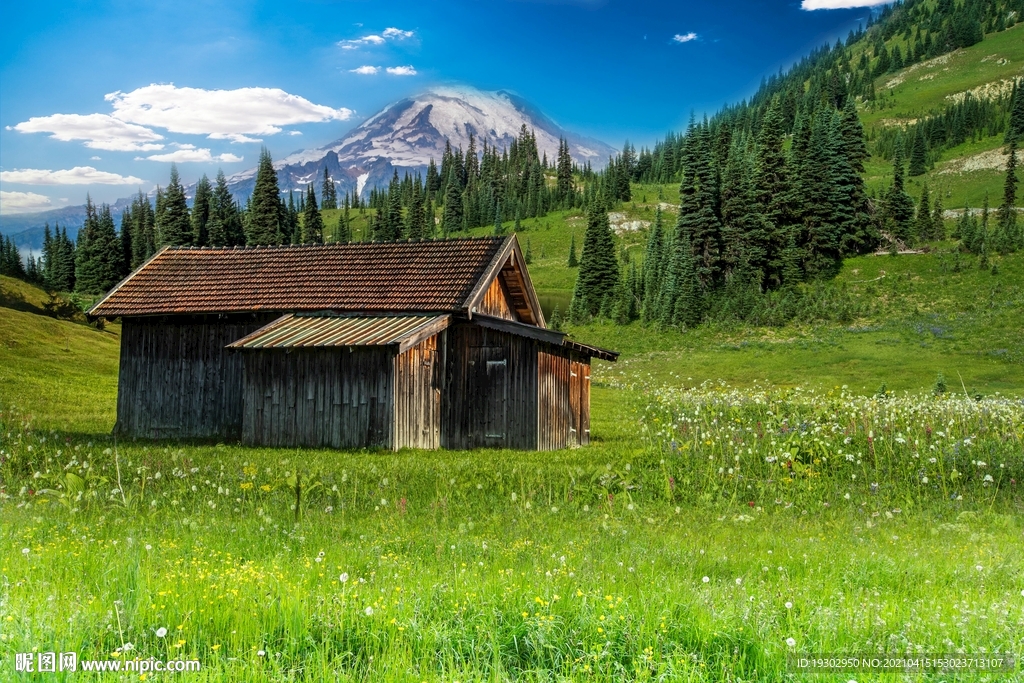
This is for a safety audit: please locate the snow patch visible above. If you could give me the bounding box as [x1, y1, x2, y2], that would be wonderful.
[356, 173, 370, 198]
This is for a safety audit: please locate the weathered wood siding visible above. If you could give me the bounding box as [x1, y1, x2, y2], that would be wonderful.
[476, 276, 517, 320]
[241, 348, 394, 449]
[571, 356, 591, 446]
[441, 324, 537, 450]
[116, 317, 266, 439]
[394, 334, 444, 450]
[537, 350, 572, 450]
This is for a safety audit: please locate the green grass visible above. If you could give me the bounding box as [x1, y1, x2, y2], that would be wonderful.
[2, 259, 1024, 680]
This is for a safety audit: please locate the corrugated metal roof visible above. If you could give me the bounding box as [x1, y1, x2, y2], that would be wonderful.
[228, 314, 450, 351]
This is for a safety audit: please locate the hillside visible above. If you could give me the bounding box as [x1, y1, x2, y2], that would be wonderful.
[862, 21, 1024, 208]
[0, 276, 119, 432]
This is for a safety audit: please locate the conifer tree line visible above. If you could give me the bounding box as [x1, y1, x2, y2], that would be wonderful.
[569, 94, 876, 328]
[361, 126, 587, 239]
[629, 0, 1021, 186]
[872, 79, 1023, 174]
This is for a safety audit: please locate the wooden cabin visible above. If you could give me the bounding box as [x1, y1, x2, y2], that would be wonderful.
[88, 235, 617, 451]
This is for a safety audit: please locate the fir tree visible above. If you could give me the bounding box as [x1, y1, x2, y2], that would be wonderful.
[338, 195, 353, 243]
[302, 184, 324, 244]
[882, 141, 916, 244]
[1007, 79, 1024, 143]
[158, 165, 191, 246]
[75, 199, 124, 293]
[908, 126, 928, 176]
[916, 184, 933, 242]
[640, 208, 667, 322]
[572, 200, 619, 317]
[191, 174, 213, 247]
[567, 233, 578, 267]
[321, 167, 338, 210]
[247, 148, 283, 245]
[209, 170, 244, 247]
[997, 136, 1019, 249]
[930, 193, 946, 241]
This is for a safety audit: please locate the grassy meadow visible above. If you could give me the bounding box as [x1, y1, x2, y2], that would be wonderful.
[2, 231, 1024, 682]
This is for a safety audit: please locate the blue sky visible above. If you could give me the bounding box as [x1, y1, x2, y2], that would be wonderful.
[0, 0, 890, 213]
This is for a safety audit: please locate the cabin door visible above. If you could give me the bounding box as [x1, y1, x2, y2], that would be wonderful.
[469, 346, 507, 446]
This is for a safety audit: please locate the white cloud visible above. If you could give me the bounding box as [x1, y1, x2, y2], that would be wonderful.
[340, 27, 414, 49]
[0, 190, 53, 214]
[801, 0, 890, 8]
[13, 113, 165, 151]
[386, 66, 418, 76]
[338, 34, 386, 49]
[382, 27, 414, 39]
[90, 156, 102, 160]
[0, 166, 144, 185]
[350, 65, 381, 75]
[139, 148, 244, 163]
[673, 32, 698, 43]
[105, 85, 353, 142]
[287, 131, 303, 136]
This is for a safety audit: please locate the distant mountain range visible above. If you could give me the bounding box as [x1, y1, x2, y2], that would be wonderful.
[2, 86, 616, 251]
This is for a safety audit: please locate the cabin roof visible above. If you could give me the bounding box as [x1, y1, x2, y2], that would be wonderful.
[227, 313, 451, 354]
[88, 237, 511, 318]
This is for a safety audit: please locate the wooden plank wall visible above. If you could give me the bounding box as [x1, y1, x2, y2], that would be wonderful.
[476, 275, 517, 320]
[393, 334, 443, 450]
[441, 324, 537, 450]
[116, 317, 266, 439]
[241, 348, 394, 449]
[537, 350, 572, 451]
[572, 356, 592, 446]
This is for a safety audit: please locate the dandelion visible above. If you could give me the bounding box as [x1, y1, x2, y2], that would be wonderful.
[735, 578, 742, 585]
[702, 576, 710, 583]
[786, 637, 796, 647]
[21, 548, 29, 555]
[257, 650, 266, 657]
[155, 627, 167, 638]
[785, 601, 793, 609]
[339, 573, 349, 583]
[364, 606, 373, 616]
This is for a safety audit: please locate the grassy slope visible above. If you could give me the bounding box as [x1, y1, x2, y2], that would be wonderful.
[861, 22, 1024, 208]
[0, 276, 119, 432]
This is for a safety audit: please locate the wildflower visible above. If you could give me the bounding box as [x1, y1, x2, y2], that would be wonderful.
[257, 650, 266, 657]
[155, 627, 167, 638]
[786, 637, 796, 647]
[735, 578, 742, 585]
[364, 606, 373, 616]
[339, 573, 349, 583]
[123, 643, 133, 651]
[21, 548, 29, 555]
[785, 602, 793, 609]
[702, 576, 710, 584]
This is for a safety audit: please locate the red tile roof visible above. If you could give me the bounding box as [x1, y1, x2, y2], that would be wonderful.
[89, 237, 510, 317]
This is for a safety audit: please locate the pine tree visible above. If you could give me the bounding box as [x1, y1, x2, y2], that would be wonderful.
[882, 141, 916, 244]
[208, 170, 243, 247]
[572, 200, 619, 317]
[931, 193, 946, 241]
[247, 148, 283, 245]
[321, 167, 338, 210]
[75, 199, 124, 293]
[302, 184, 324, 244]
[442, 177, 463, 237]
[158, 165, 191, 246]
[557, 138, 574, 203]
[916, 184, 933, 242]
[753, 101, 793, 288]
[191, 174, 212, 247]
[567, 233, 578, 267]
[0, 234, 26, 279]
[997, 136, 1019, 250]
[908, 126, 928, 176]
[640, 208, 667, 322]
[338, 195, 353, 243]
[1007, 79, 1024, 143]
[406, 180, 426, 240]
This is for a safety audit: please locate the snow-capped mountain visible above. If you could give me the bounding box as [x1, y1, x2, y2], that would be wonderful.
[225, 85, 617, 200]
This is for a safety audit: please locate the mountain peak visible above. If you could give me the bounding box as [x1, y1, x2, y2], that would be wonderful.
[227, 84, 615, 199]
